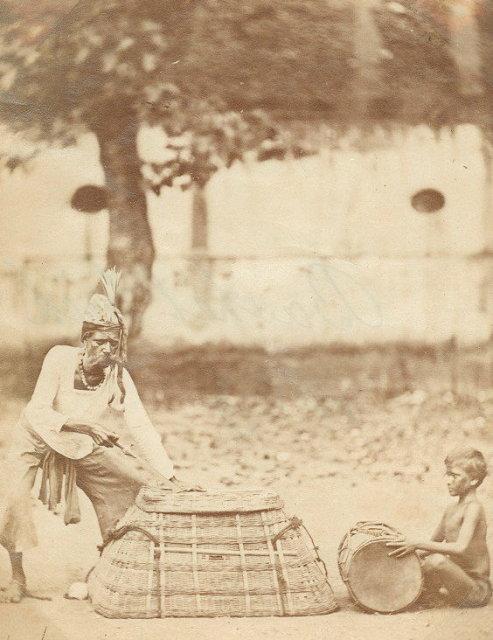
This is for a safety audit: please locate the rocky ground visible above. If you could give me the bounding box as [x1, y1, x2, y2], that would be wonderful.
[0, 387, 492, 639]
[146, 388, 493, 487]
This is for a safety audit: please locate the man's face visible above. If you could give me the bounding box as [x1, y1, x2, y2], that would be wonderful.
[83, 330, 120, 369]
[445, 465, 475, 496]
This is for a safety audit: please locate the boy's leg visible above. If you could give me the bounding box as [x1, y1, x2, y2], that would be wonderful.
[421, 554, 481, 606]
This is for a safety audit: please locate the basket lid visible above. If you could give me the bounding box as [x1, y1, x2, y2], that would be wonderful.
[135, 487, 284, 514]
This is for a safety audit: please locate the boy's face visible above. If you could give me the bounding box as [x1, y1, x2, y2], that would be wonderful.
[446, 465, 475, 496]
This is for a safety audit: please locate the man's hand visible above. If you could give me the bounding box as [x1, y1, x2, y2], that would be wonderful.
[386, 537, 418, 558]
[147, 476, 205, 492]
[87, 425, 119, 447]
[62, 421, 119, 447]
[169, 476, 205, 492]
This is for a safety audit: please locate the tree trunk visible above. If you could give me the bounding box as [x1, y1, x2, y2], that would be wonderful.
[354, 0, 382, 117]
[95, 119, 155, 338]
[189, 182, 211, 330]
[191, 182, 208, 250]
[448, 0, 483, 97]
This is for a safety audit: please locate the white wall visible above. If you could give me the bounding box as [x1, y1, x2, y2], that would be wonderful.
[205, 125, 486, 258]
[142, 255, 492, 348]
[0, 124, 491, 348]
[0, 134, 108, 260]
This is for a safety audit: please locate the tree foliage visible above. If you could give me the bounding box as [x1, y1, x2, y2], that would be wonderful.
[1, 0, 490, 188]
[0, 0, 491, 335]
[0, 1, 348, 187]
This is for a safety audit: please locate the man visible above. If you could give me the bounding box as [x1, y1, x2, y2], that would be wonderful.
[0, 269, 189, 602]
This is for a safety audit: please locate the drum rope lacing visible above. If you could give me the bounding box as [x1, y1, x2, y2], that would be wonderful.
[338, 521, 403, 579]
[337, 520, 424, 613]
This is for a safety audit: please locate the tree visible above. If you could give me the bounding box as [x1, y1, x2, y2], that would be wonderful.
[0, 0, 489, 334]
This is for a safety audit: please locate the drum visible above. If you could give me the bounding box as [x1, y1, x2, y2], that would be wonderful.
[337, 521, 423, 613]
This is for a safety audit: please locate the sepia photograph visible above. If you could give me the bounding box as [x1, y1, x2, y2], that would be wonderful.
[0, 1, 492, 638]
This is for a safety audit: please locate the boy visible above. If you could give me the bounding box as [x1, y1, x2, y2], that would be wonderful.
[387, 446, 491, 608]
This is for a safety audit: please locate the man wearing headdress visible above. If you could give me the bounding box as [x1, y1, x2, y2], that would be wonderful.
[0, 269, 185, 603]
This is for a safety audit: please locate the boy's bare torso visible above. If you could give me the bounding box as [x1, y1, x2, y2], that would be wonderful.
[442, 499, 490, 580]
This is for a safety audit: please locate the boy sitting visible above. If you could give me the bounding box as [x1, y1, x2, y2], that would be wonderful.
[387, 446, 491, 608]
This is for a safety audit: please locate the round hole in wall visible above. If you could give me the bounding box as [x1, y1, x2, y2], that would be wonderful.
[411, 189, 445, 214]
[71, 184, 108, 213]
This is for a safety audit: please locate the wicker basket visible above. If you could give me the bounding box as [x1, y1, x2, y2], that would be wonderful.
[88, 487, 338, 618]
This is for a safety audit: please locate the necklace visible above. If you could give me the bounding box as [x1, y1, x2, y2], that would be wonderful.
[79, 356, 107, 391]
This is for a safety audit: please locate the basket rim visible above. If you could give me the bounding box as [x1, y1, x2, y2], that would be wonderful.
[136, 487, 285, 514]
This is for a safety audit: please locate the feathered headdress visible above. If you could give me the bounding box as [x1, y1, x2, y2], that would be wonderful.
[81, 268, 127, 405]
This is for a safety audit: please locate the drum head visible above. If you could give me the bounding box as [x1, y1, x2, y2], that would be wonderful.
[347, 540, 422, 613]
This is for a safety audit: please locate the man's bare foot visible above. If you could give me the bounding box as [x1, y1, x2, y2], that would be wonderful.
[0, 580, 25, 603]
[0, 581, 51, 603]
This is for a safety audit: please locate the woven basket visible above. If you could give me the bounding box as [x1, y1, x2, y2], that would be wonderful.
[88, 487, 338, 618]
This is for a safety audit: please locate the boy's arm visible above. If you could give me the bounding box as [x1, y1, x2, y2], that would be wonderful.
[412, 515, 446, 558]
[387, 503, 482, 558]
[430, 512, 446, 542]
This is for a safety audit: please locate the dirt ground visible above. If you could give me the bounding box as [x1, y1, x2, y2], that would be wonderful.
[1, 392, 492, 640]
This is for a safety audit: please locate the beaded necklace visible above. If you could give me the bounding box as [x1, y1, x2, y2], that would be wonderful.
[78, 356, 107, 391]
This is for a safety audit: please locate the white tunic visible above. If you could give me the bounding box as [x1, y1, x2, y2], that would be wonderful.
[22, 345, 174, 478]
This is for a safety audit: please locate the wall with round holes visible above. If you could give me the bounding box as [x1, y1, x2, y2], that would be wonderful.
[0, 124, 488, 262]
[0, 134, 109, 261]
[0, 123, 492, 347]
[206, 124, 488, 258]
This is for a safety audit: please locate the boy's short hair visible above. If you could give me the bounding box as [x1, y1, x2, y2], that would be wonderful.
[445, 446, 488, 487]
